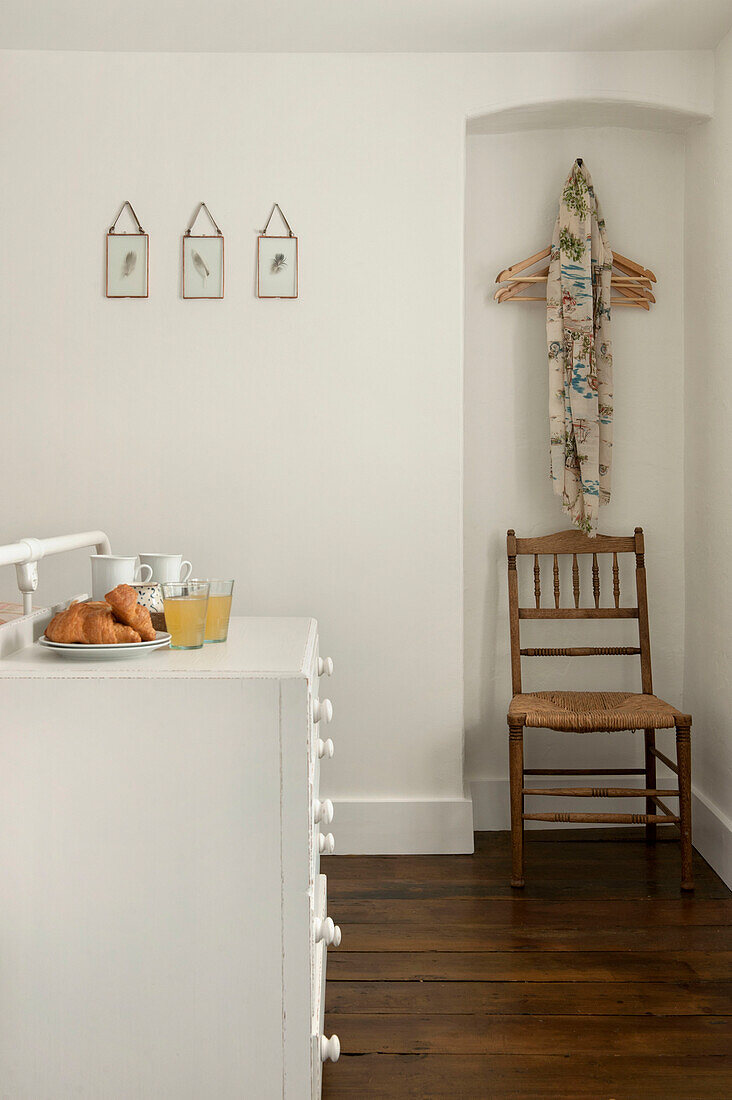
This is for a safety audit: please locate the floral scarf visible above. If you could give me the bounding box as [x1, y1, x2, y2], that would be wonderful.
[546, 160, 613, 536]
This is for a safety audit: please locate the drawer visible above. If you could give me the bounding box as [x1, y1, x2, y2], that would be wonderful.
[311, 873, 339, 1096]
[312, 825, 335, 889]
[309, 685, 335, 892]
[313, 635, 334, 686]
[309, 643, 334, 794]
[311, 940, 326, 1097]
[312, 873, 328, 1029]
[309, 640, 333, 757]
[310, 695, 333, 758]
[311, 728, 334, 801]
[311, 796, 334, 887]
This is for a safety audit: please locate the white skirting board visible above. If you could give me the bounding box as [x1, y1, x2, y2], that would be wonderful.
[691, 786, 732, 890]
[331, 797, 475, 854]
[470, 777, 732, 889]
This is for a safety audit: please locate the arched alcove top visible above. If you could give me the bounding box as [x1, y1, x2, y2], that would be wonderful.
[467, 95, 710, 136]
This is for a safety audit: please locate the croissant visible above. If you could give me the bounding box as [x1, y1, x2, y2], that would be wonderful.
[104, 584, 157, 641]
[46, 601, 141, 644]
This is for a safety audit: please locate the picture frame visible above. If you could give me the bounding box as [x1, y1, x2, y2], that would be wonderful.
[182, 202, 224, 299]
[106, 201, 149, 298]
[258, 236, 298, 298]
[257, 204, 298, 299]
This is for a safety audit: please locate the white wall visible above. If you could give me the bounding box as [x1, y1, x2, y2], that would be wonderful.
[464, 125, 687, 823]
[0, 51, 711, 851]
[684, 28, 732, 883]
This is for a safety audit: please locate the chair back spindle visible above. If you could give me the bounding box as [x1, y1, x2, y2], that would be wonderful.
[553, 554, 560, 609]
[506, 528, 653, 696]
[592, 553, 600, 608]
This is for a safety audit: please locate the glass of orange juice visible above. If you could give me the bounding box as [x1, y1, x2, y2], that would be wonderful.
[204, 579, 234, 643]
[160, 580, 210, 649]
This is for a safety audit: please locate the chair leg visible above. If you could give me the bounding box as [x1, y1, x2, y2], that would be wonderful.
[644, 728, 657, 844]
[675, 723, 694, 892]
[509, 723, 524, 888]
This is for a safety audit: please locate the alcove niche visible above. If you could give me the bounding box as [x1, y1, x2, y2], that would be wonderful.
[463, 95, 708, 828]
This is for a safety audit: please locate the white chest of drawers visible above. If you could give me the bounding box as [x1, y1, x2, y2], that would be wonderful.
[0, 616, 339, 1099]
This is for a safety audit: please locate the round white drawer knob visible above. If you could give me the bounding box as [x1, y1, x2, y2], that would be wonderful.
[317, 737, 334, 760]
[332, 923, 342, 948]
[314, 798, 334, 826]
[312, 698, 333, 725]
[314, 916, 335, 944]
[319, 832, 336, 855]
[321, 1034, 340, 1063]
[318, 656, 334, 677]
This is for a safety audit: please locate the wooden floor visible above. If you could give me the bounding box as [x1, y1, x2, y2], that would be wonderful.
[322, 829, 732, 1099]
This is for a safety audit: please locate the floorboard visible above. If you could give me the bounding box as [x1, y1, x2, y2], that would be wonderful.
[323, 1054, 729, 1099]
[322, 829, 732, 1098]
[327, 949, 732, 981]
[337, 922, 726, 952]
[336, 898, 732, 926]
[326, 1012, 732, 1055]
[327, 979, 732, 1015]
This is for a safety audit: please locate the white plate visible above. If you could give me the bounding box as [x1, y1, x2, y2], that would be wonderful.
[39, 631, 169, 651]
[38, 632, 171, 660]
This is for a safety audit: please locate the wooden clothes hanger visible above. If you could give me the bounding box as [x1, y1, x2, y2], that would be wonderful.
[495, 158, 657, 310]
[495, 245, 657, 309]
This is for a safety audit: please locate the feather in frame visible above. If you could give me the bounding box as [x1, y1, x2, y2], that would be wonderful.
[122, 250, 137, 278]
[191, 250, 210, 283]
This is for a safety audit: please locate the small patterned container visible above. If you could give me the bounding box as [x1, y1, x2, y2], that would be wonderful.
[132, 582, 166, 633]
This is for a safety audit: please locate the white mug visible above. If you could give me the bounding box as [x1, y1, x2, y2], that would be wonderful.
[90, 555, 152, 601]
[138, 553, 193, 584]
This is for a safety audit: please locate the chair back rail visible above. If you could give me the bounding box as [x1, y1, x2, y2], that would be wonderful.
[506, 527, 653, 696]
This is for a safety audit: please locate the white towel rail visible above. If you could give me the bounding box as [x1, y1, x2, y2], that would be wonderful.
[0, 531, 111, 613]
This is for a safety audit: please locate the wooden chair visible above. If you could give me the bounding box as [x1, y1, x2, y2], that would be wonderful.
[506, 527, 693, 891]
